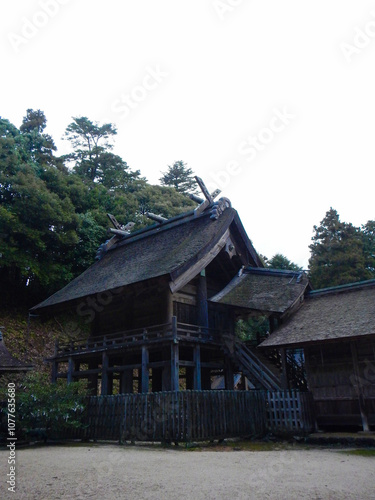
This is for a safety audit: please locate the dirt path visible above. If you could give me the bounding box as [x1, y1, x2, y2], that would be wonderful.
[1, 443, 374, 499]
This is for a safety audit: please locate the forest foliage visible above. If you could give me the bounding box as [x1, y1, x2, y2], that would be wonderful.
[1, 110, 374, 309]
[0, 111, 195, 307]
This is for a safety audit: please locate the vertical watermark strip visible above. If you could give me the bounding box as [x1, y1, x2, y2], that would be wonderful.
[7, 383, 17, 493]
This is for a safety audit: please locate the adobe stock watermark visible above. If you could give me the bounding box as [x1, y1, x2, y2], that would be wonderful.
[8, 0, 73, 54]
[109, 66, 168, 120]
[212, 0, 244, 21]
[206, 106, 296, 192]
[340, 11, 375, 63]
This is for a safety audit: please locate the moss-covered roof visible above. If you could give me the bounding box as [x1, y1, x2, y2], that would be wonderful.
[209, 268, 309, 314]
[260, 280, 375, 348]
[32, 207, 261, 313]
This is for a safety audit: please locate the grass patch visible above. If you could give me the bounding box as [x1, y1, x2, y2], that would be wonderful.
[187, 439, 300, 452]
[340, 449, 375, 458]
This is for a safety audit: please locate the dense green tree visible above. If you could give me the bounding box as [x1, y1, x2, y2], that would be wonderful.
[135, 184, 195, 221]
[63, 117, 141, 191]
[308, 208, 372, 289]
[0, 117, 79, 305]
[20, 109, 57, 168]
[159, 160, 197, 194]
[264, 253, 302, 271]
[0, 112, 205, 307]
[362, 220, 375, 274]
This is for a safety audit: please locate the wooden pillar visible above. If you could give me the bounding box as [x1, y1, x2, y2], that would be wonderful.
[171, 344, 179, 391]
[120, 369, 133, 394]
[224, 357, 234, 390]
[171, 316, 179, 391]
[197, 269, 209, 329]
[165, 288, 174, 324]
[88, 360, 98, 395]
[101, 352, 109, 396]
[280, 348, 289, 390]
[141, 346, 149, 393]
[51, 360, 58, 384]
[67, 357, 74, 384]
[193, 345, 202, 390]
[350, 342, 370, 432]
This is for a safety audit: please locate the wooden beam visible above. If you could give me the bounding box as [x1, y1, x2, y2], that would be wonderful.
[108, 363, 141, 372]
[146, 212, 168, 223]
[107, 213, 122, 229]
[195, 176, 213, 203]
[189, 193, 204, 204]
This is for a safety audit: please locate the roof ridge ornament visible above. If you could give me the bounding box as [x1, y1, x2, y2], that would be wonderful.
[191, 176, 225, 217]
[210, 197, 232, 220]
[96, 215, 135, 260]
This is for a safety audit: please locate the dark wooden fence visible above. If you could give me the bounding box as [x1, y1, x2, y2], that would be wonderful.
[61, 389, 315, 442]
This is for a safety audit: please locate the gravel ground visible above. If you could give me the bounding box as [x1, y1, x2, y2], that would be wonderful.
[1, 443, 374, 500]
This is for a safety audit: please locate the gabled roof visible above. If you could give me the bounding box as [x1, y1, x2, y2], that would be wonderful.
[0, 340, 33, 372]
[260, 279, 375, 348]
[209, 268, 309, 315]
[31, 207, 262, 313]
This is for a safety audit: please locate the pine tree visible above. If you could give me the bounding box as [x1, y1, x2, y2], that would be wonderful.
[308, 208, 372, 288]
[159, 161, 197, 194]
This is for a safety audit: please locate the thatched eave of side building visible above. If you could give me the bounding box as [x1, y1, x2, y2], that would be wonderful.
[0, 335, 33, 373]
[259, 279, 375, 348]
[209, 267, 310, 315]
[31, 206, 262, 314]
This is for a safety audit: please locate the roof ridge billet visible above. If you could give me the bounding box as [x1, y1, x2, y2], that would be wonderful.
[244, 267, 304, 277]
[111, 209, 200, 250]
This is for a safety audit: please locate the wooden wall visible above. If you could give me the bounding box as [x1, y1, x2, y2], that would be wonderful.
[305, 339, 375, 429]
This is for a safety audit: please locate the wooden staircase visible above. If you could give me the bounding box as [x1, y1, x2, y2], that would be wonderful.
[222, 338, 282, 390]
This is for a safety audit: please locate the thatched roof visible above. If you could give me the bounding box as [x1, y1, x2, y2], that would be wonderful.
[0, 339, 33, 372]
[260, 280, 375, 348]
[209, 268, 309, 315]
[31, 207, 261, 313]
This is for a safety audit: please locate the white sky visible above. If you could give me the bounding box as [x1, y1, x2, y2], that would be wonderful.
[1, 0, 375, 268]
